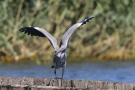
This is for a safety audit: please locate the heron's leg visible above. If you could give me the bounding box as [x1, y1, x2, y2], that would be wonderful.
[54, 68, 60, 79]
[54, 68, 57, 77]
[62, 67, 65, 79]
[62, 62, 66, 79]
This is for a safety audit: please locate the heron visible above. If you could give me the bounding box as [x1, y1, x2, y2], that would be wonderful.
[19, 17, 94, 79]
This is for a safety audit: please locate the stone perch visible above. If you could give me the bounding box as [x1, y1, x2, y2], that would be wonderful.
[0, 77, 135, 90]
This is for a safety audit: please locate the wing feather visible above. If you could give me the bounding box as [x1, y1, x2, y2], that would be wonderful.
[19, 26, 59, 51]
[60, 17, 94, 48]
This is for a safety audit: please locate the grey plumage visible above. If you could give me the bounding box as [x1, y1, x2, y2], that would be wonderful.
[19, 17, 94, 79]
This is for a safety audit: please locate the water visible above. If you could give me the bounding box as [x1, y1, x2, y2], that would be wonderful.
[0, 60, 135, 83]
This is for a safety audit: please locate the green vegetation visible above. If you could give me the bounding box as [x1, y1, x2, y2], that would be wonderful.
[0, 0, 135, 63]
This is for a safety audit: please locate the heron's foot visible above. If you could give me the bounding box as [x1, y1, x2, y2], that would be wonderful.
[54, 77, 61, 79]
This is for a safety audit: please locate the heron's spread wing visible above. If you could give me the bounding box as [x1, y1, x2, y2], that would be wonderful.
[19, 26, 59, 51]
[60, 17, 94, 48]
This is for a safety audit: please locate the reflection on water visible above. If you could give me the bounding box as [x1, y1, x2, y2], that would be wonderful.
[0, 60, 135, 83]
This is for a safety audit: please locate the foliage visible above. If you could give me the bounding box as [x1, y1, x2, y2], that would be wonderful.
[0, 0, 135, 63]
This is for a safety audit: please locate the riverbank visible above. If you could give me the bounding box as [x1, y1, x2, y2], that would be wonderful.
[1, 52, 135, 64]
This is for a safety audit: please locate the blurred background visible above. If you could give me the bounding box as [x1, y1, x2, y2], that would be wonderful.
[0, 0, 135, 83]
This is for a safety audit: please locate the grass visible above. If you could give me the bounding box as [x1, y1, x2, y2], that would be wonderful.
[0, 0, 135, 64]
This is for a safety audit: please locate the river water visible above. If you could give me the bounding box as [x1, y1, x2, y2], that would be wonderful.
[0, 60, 135, 83]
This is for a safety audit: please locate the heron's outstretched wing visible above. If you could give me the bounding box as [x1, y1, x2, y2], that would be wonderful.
[19, 26, 59, 51]
[60, 17, 94, 48]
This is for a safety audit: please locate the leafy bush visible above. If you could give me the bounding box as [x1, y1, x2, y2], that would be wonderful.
[0, 0, 135, 62]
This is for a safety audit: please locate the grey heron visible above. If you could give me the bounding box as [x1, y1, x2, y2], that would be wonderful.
[19, 17, 94, 79]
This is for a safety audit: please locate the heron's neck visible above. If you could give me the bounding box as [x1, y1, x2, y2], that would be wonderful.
[55, 47, 67, 55]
